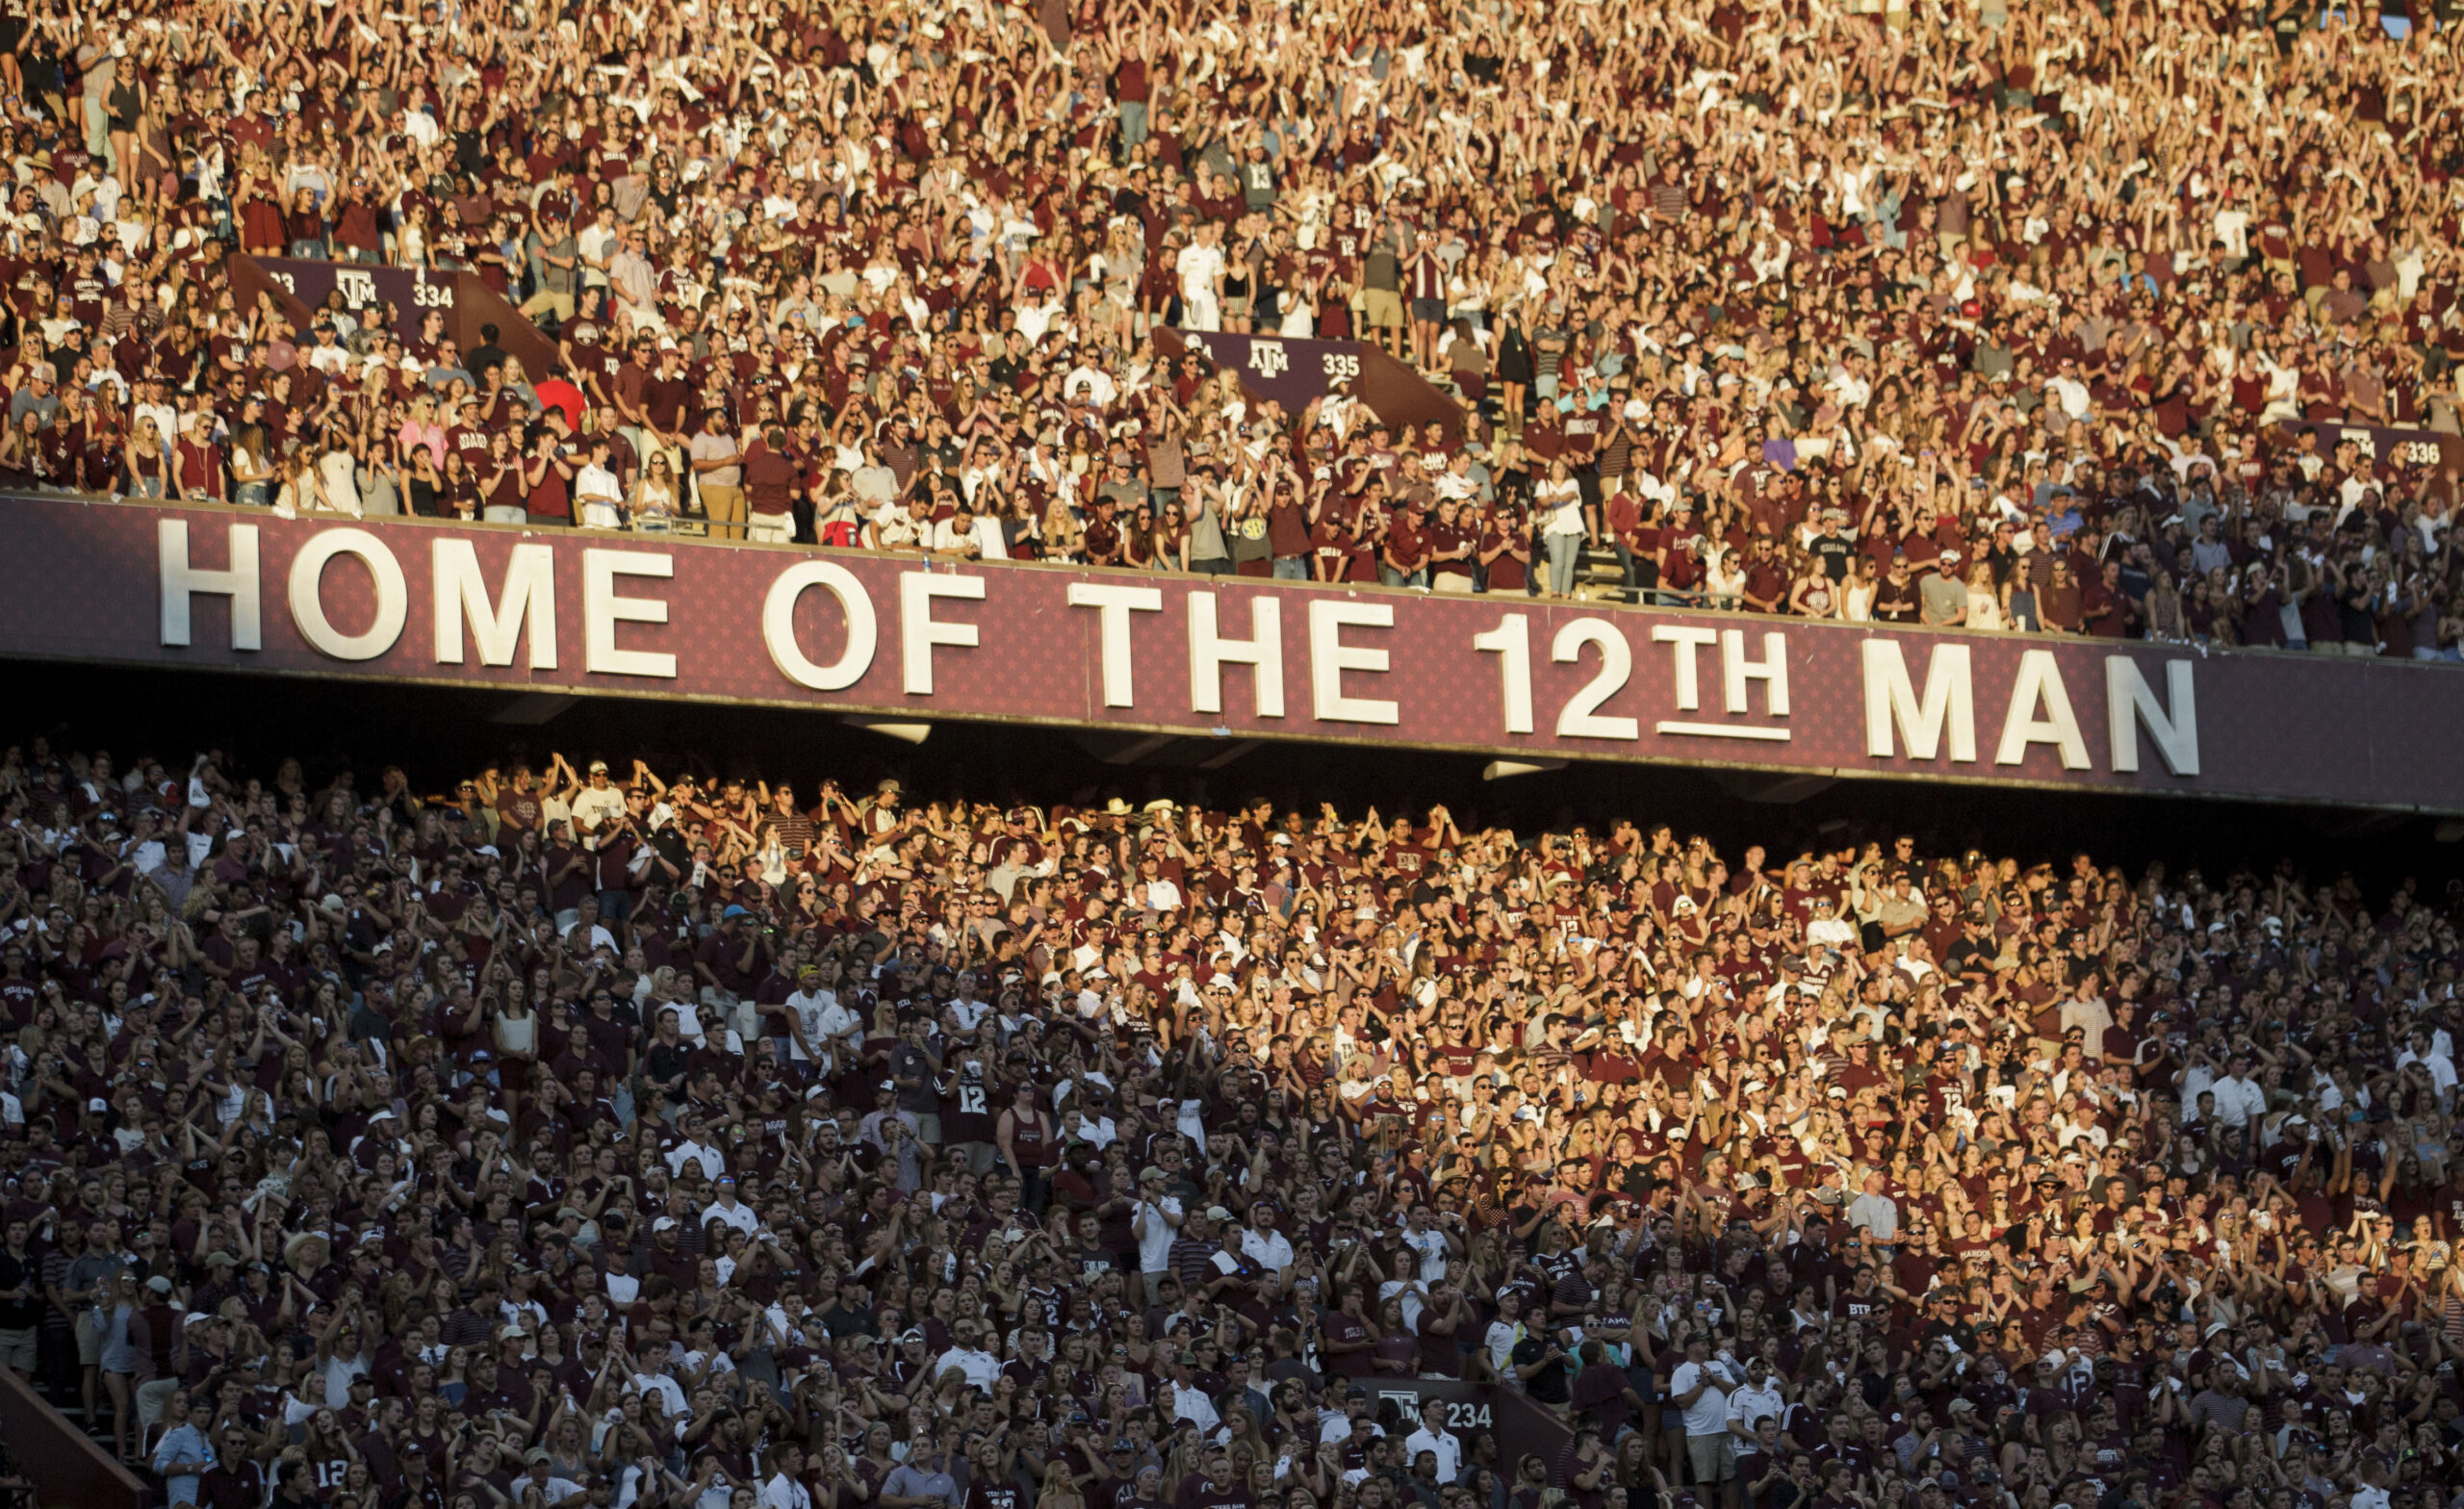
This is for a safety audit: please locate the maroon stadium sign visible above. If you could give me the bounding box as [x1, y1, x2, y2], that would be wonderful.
[3, 498, 2461, 813]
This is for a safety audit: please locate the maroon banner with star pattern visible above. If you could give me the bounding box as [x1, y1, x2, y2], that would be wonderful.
[3, 496, 2461, 813]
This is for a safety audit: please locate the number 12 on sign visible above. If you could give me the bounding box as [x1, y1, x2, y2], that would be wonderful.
[1471, 614, 1639, 740]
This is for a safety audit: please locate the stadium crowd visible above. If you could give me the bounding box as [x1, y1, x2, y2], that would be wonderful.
[0, 0, 2462, 651]
[0, 735, 2460, 1509]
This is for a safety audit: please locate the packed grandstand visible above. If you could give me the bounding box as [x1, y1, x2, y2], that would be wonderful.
[2, 0, 2461, 650]
[4, 734, 2463, 1509]
[3, 5, 2464, 1509]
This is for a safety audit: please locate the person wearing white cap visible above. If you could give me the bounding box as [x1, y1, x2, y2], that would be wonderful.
[1918, 550, 1968, 628]
[1132, 1164, 1185, 1305]
[152, 1390, 218, 1500]
[570, 759, 626, 837]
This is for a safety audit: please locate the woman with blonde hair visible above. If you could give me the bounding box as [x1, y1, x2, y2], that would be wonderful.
[1042, 493, 1086, 561]
[1037, 1455, 1087, 1509]
[228, 423, 275, 506]
[1965, 561, 2005, 631]
[271, 447, 324, 517]
[629, 450, 681, 531]
[121, 415, 170, 499]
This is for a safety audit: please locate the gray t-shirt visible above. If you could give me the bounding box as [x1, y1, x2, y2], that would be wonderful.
[1919, 571, 1967, 624]
[883, 1462, 958, 1508]
[9, 390, 60, 428]
[530, 233, 578, 294]
[1187, 491, 1230, 564]
[63, 1251, 121, 1308]
[689, 429, 742, 488]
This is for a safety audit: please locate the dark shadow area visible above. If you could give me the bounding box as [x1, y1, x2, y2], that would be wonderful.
[8, 660, 2454, 896]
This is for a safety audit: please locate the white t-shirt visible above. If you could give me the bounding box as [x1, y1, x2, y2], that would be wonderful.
[570, 784, 626, 835]
[578, 221, 617, 286]
[1483, 1318, 1522, 1376]
[787, 989, 860, 1061]
[1398, 1226, 1450, 1283]
[1671, 1359, 1736, 1436]
[1135, 1195, 1184, 1272]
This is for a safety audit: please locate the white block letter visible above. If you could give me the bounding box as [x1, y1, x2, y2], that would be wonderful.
[1552, 619, 1640, 741]
[1308, 601, 1399, 725]
[1470, 614, 1534, 735]
[158, 520, 261, 650]
[1651, 625, 1718, 710]
[1995, 649, 2092, 769]
[2106, 657, 2199, 776]
[1861, 639, 1975, 762]
[1067, 582, 1165, 707]
[1722, 629, 1790, 717]
[583, 550, 676, 678]
[764, 560, 878, 692]
[288, 528, 407, 661]
[432, 539, 558, 669]
[1189, 593, 1285, 718]
[900, 573, 986, 695]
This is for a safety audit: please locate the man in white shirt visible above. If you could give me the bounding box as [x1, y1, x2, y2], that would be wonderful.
[759, 1445, 813, 1509]
[577, 205, 619, 291]
[2396, 1029, 2456, 1098]
[123, 809, 167, 876]
[601, 1247, 641, 1306]
[133, 374, 182, 449]
[663, 1113, 727, 1181]
[569, 760, 628, 837]
[1163, 1352, 1222, 1433]
[1176, 221, 1227, 332]
[2045, 357, 2092, 422]
[1062, 362, 1119, 407]
[517, 1451, 589, 1509]
[1481, 1290, 1528, 1381]
[1136, 857, 1184, 913]
[1132, 1166, 1185, 1305]
[927, 499, 1005, 559]
[2209, 1055, 2269, 1129]
[700, 1175, 758, 1238]
[932, 1317, 1002, 1394]
[943, 977, 992, 1033]
[1237, 1201, 1296, 1287]
[2058, 980, 2115, 1059]
[1723, 1356, 1784, 1443]
[785, 971, 860, 1065]
[1805, 895, 1859, 952]
[2177, 1056, 2219, 1121]
[300, 327, 352, 377]
[1396, 1206, 1457, 1284]
[576, 437, 626, 529]
[1669, 1334, 1739, 1495]
[1401, 1413, 1462, 1484]
[1845, 1172, 1901, 1243]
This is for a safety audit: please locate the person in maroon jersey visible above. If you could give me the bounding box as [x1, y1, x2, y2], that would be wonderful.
[998, 1079, 1059, 1215]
